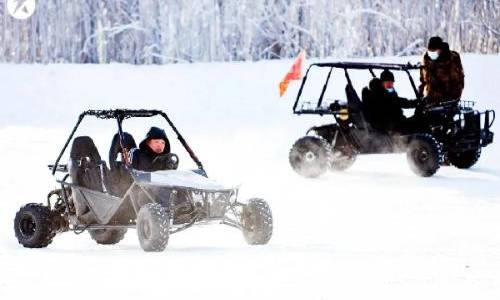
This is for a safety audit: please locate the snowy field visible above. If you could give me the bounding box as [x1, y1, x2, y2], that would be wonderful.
[0, 54, 499, 299]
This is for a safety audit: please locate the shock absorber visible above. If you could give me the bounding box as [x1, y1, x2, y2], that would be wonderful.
[47, 189, 70, 233]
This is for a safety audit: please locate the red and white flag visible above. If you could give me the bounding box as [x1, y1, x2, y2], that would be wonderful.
[279, 50, 306, 97]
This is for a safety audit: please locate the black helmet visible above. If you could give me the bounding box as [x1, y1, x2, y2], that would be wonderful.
[368, 78, 383, 92]
[380, 69, 395, 82]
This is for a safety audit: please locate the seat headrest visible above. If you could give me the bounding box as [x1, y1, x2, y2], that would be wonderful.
[70, 136, 101, 163]
[369, 78, 383, 93]
[109, 132, 137, 169]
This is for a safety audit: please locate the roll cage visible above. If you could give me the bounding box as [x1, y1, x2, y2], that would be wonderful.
[51, 109, 205, 175]
[292, 62, 421, 115]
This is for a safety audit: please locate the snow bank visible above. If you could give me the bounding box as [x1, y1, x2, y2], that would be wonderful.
[0, 54, 499, 300]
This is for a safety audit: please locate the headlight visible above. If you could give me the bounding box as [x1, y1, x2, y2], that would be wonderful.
[338, 108, 349, 121]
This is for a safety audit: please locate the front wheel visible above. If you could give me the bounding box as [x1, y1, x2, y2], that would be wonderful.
[447, 148, 481, 169]
[136, 203, 170, 252]
[241, 199, 273, 245]
[14, 204, 56, 248]
[289, 136, 332, 178]
[406, 134, 442, 177]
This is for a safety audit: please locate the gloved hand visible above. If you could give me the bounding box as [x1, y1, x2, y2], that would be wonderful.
[153, 153, 179, 170]
[164, 153, 179, 170]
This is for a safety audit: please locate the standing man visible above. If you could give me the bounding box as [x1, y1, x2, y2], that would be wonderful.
[419, 36, 465, 108]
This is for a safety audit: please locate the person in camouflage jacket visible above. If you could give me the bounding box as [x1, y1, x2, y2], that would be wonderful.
[419, 36, 465, 108]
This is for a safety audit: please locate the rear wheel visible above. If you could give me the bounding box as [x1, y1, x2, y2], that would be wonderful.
[14, 204, 55, 248]
[330, 149, 356, 171]
[406, 134, 442, 177]
[241, 199, 273, 245]
[289, 136, 332, 178]
[89, 229, 127, 245]
[137, 203, 169, 252]
[447, 148, 481, 169]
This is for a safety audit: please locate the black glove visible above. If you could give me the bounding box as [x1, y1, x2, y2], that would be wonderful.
[153, 153, 179, 170]
[165, 153, 179, 170]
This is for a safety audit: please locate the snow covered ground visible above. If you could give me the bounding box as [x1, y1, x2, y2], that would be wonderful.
[0, 54, 499, 299]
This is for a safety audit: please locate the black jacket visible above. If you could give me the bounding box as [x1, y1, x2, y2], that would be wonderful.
[362, 78, 416, 131]
[130, 141, 171, 172]
[131, 127, 172, 172]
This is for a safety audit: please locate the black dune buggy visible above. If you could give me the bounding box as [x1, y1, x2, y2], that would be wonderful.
[289, 62, 495, 178]
[14, 109, 273, 252]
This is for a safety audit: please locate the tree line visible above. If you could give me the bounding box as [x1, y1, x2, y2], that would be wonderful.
[0, 0, 498, 64]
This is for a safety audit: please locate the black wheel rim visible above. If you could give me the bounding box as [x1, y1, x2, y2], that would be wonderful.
[293, 146, 317, 164]
[414, 147, 430, 164]
[304, 151, 316, 163]
[19, 213, 36, 239]
[292, 141, 321, 165]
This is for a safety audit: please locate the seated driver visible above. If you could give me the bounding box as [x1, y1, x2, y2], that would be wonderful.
[362, 70, 418, 133]
[131, 127, 190, 215]
[130, 127, 178, 172]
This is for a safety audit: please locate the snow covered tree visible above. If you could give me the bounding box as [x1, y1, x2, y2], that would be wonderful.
[0, 0, 497, 64]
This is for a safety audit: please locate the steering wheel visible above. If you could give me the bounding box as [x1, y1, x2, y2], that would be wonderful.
[152, 153, 179, 170]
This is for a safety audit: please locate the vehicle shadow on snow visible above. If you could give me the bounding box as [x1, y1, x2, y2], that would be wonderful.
[331, 166, 500, 201]
[466, 167, 500, 180]
[2, 240, 338, 256]
[166, 243, 337, 254]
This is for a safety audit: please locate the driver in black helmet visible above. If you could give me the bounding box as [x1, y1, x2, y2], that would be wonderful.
[362, 69, 419, 133]
[130, 127, 178, 172]
[131, 127, 192, 216]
